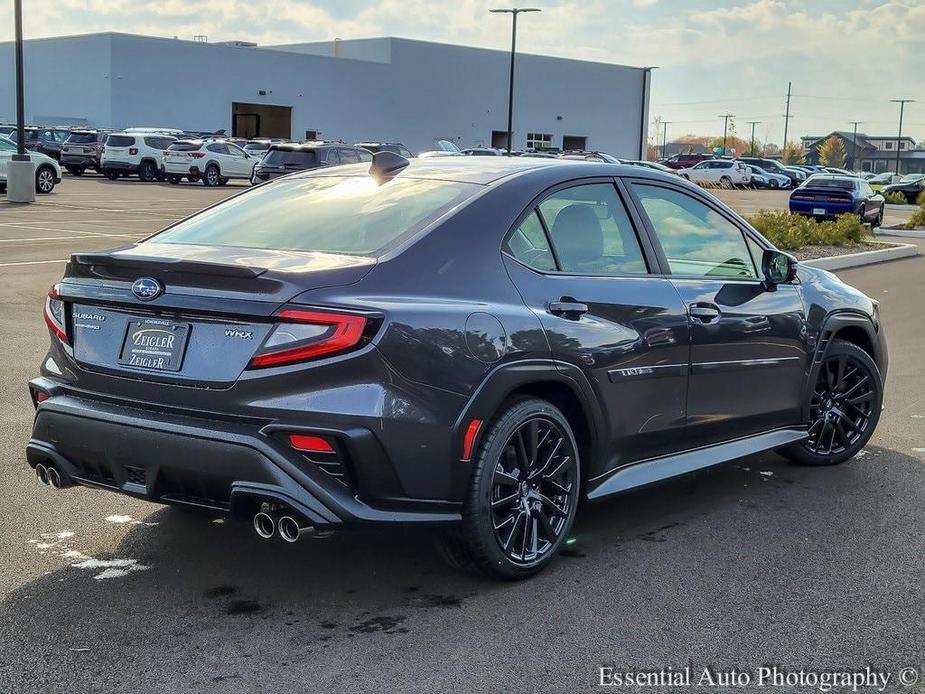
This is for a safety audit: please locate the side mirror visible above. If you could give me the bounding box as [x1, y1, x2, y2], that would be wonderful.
[762, 249, 798, 287]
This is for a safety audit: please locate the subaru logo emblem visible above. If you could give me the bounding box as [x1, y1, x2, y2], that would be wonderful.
[132, 277, 163, 301]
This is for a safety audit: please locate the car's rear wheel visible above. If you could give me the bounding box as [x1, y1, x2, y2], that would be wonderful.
[781, 339, 882, 466]
[202, 165, 221, 187]
[65, 166, 83, 176]
[35, 166, 56, 194]
[138, 160, 157, 182]
[105, 170, 119, 180]
[436, 397, 581, 580]
[769, 179, 778, 189]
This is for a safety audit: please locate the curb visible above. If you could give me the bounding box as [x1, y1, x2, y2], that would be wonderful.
[802, 243, 919, 271]
[876, 227, 925, 239]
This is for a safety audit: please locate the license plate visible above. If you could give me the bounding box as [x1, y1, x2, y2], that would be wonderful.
[119, 320, 190, 372]
[812, 208, 826, 215]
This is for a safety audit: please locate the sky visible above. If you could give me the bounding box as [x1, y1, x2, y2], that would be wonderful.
[3, 0, 923, 146]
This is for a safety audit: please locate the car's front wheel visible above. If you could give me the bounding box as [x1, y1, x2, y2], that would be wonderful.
[35, 166, 56, 194]
[436, 397, 581, 580]
[781, 339, 882, 466]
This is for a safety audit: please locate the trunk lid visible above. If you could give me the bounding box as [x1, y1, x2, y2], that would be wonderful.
[58, 243, 375, 386]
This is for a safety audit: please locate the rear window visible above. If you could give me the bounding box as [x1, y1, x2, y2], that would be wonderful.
[106, 135, 135, 147]
[805, 177, 857, 190]
[168, 142, 201, 152]
[154, 175, 482, 256]
[263, 149, 318, 167]
[65, 132, 98, 144]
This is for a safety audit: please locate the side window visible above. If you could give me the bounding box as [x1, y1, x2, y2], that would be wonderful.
[356, 148, 373, 163]
[226, 143, 246, 157]
[399, 147, 413, 159]
[207, 143, 228, 155]
[338, 148, 360, 164]
[536, 183, 647, 275]
[321, 148, 339, 164]
[506, 211, 556, 272]
[632, 184, 757, 279]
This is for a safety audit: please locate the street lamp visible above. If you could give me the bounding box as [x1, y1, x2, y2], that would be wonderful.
[8, 0, 35, 202]
[661, 121, 671, 160]
[890, 99, 914, 176]
[490, 7, 541, 156]
[848, 121, 863, 171]
[746, 120, 761, 156]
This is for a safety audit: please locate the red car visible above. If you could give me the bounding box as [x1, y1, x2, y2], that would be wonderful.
[658, 152, 712, 170]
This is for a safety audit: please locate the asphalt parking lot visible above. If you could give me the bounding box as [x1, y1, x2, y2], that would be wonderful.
[1, 177, 924, 693]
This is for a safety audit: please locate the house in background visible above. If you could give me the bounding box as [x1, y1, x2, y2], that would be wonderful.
[801, 131, 925, 174]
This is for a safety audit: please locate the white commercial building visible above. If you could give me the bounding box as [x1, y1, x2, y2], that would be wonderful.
[0, 32, 651, 157]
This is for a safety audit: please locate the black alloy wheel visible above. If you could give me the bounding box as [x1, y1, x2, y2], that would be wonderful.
[783, 339, 882, 466]
[436, 398, 580, 580]
[138, 160, 157, 182]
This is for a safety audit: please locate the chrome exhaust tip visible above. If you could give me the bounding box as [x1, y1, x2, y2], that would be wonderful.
[278, 515, 313, 543]
[35, 464, 49, 486]
[46, 466, 62, 489]
[253, 511, 276, 539]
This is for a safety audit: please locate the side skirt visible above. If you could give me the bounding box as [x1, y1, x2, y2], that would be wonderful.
[586, 428, 808, 501]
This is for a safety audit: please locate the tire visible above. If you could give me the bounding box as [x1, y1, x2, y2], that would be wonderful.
[138, 160, 157, 182]
[218, 177, 229, 186]
[436, 397, 581, 580]
[769, 180, 778, 189]
[857, 205, 866, 223]
[167, 174, 182, 185]
[35, 166, 56, 194]
[875, 206, 884, 228]
[781, 339, 883, 466]
[202, 165, 221, 187]
[719, 176, 733, 189]
[65, 166, 83, 176]
[105, 170, 119, 181]
[186, 176, 199, 183]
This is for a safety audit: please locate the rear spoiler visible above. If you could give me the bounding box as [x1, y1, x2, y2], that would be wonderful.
[70, 252, 266, 279]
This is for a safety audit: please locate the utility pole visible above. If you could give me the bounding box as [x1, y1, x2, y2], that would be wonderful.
[890, 99, 914, 176]
[747, 121, 761, 156]
[718, 114, 734, 155]
[848, 121, 863, 171]
[490, 7, 541, 156]
[782, 81, 792, 153]
[661, 120, 671, 160]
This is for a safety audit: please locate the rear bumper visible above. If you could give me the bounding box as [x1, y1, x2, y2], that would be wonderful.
[61, 155, 98, 168]
[26, 380, 461, 528]
[789, 199, 859, 218]
[101, 161, 139, 174]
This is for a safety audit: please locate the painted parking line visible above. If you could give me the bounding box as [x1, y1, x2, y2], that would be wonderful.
[0, 224, 145, 238]
[0, 234, 146, 243]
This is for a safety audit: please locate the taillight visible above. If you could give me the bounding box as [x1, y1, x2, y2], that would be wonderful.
[129, 147, 138, 155]
[189, 152, 206, 159]
[44, 285, 69, 345]
[248, 309, 368, 369]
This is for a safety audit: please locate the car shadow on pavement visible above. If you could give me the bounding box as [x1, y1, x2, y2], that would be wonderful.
[1, 444, 912, 691]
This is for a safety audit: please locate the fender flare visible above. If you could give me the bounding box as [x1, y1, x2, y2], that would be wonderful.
[801, 310, 881, 422]
[447, 359, 606, 498]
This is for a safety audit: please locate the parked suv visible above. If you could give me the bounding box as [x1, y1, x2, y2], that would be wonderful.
[100, 132, 177, 182]
[27, 158, 887, 580]
[61, 130, 108, 175]
[6, 126, 71, 160]
[738, 157, 804, 186]
[164, 139, 257, 186]
[252, 142, 372, 184]
[678, 158, 751, 187]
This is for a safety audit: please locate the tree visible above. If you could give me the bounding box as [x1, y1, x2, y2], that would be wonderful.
[818, 135, 847, 168]
[781, 141, 805, 165]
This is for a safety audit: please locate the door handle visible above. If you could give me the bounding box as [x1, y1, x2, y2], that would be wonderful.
[689, 303, 721, 322]
[549, 300, 589, 318]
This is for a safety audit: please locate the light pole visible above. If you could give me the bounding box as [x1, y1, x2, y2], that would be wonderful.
[848, 121, 863, 171]
[661, 120, 671, 160]
[8, 0, 35, 202]
[718, 113, 734, 155]
[890, 99, 914, 176]
[747, 120, 761, 156]
[490, 7, 541, 156]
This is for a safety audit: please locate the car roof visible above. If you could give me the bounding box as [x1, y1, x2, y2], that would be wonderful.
[292, 156, 678, 186]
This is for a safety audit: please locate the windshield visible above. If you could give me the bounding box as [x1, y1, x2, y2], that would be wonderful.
[804, 177, 856, 190]
[153, 175, 482, 256]
[263, 149, 319, 167]
[900, 174, 924, 183]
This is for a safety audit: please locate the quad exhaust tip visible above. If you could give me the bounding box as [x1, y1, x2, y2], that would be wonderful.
[278, 515, 314, 543]
[253, 511, 276, 539]
[47, 466, 62, 489]
[35, 464, 49, 486]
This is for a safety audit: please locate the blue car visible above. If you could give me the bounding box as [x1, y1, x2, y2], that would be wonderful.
[789, 174, 884, 225]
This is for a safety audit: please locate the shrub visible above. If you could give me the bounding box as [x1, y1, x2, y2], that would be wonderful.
[746, 210, 865, 250]
[917, 189, 925, 206]
[907, 207, 925, 229]
[883, 191, 909, 205]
